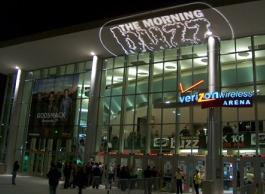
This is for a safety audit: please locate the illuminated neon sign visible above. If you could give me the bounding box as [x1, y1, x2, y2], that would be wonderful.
[179, 80, 254, 108]
[109, 10, 211, 54]
[99, 2, 234, 56]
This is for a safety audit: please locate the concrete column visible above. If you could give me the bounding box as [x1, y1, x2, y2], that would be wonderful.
[84, 56, 102, 162]
[176, 49, 181, 154]
[118, 58, 128, 153]
[146, 53, 154, 154]
[5, 68, 25, 173]
[205, 35, 223, 194]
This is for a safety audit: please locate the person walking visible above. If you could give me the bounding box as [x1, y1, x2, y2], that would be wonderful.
[76, 165, 86, 194]
[193, 169, 202, 194]
[144, 165, 152, 194]
[63, 163, 71, 189]
[47, 162, 61, 194]
[175, 168, 184, 194]
[92, 163, 101, 189]
[12, 161, 19, 185]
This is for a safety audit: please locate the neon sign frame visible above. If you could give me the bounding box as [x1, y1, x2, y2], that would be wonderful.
[99, 2, 235, 56]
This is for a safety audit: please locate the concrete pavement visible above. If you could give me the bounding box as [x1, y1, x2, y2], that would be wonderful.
[0, 174, 233, 194]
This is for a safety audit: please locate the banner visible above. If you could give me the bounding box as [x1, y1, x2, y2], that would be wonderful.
[152, 132, 263, 149]
[28, 75, 79, 138]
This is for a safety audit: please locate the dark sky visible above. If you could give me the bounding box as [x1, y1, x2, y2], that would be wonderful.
[0, 0, 257, 42]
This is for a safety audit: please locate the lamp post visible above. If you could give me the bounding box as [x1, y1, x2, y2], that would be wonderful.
[204, 34, 223, 194]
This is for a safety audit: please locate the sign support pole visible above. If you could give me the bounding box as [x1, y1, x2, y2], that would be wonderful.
[205, 34, 223, 194]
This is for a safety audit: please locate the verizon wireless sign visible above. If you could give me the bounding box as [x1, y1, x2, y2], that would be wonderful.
[99, 2, 234, 55]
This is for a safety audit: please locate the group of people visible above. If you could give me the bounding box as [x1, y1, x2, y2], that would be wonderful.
[47, 160, 104, 194]
[175, 168, 202, 194]
[11, 159, 203, 194]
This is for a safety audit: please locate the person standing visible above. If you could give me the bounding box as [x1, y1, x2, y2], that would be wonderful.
[193, 169, 202, 194]
[175, 168, 184, 194]
[47, 163, 61, 194]
[12, 161, 19, 185]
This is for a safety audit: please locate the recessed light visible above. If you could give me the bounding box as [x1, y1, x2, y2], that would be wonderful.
[165, 65, 176, 70]
[114, 77, 123, 81]
[201, 58, 208, 63]
[138, 72, 148, 76]
[90, 51, 95, 56]
[238, 52, 249, 57]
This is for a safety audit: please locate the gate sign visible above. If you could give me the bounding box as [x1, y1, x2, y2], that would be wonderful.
[99, 2, 234, 56]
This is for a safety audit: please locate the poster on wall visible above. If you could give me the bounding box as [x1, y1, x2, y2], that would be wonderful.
[28, 74, 79, 138]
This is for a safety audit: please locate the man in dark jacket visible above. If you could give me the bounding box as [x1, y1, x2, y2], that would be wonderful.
[76, 165, 86, 194]
[63, 163, 71, 189]
[47, 162, 61, 194]
[144, 166, 152, 194]
[12, 161, 19, 185]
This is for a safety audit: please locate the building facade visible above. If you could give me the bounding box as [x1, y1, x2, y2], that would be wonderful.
[1, 1, 265, 193]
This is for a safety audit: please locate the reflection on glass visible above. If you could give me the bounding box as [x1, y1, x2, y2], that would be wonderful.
[254, 35, 265, 48]
[221, 54, 236, 87]
[123, 125, 134, 151]
[236, 37, 251, 52]
[138, 52, 150, 64]
[114, 56, 125, 68]
[161, 124, 175, 153]
[237, 55, 253, 84]
[154, 50, 164, 63]
[193, 43, 207, 57]
[255, 50, 265, 82]
[124, 95, 135, 125]
[137, 65, 149, 94]
[220, 39, 235, 54]
[151, 93, 162, 124]
[105, 58, 113, 69]
[165, 49, 177, 61]
[128, 54, 138, 66]
[110, 96, 121, 125]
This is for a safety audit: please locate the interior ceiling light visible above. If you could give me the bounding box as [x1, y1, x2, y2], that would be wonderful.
[138, 72, 149, 76]
[201, 58, 208, 63]
[238, 52, 249, 57]
[165, 65, 176, 70]
[90, 51, 95, 56]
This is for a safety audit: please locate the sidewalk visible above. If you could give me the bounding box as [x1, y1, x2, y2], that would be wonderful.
[0, 174, 233, 194]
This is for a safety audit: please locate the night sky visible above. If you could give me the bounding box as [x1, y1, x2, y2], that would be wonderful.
[0, 0, 256, 42]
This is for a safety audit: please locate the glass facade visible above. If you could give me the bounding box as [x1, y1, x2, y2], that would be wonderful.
[0, 61, 93, 175]
[97, 34, 265, 157]
[1, 34, 265, 190]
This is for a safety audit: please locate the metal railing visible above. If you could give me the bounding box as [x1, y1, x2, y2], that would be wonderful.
[106, 177, 163, 194]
